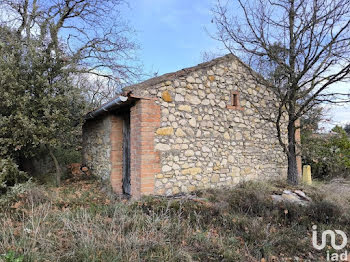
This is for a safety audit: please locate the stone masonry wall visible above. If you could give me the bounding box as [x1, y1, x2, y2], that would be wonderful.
[82, 116, 112, 180]
[128, 56, 288, 195]
[83, 102, 161, 197]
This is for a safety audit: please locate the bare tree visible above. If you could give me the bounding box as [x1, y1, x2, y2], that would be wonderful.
[212, 0, 350, 184]
[73, 74, 119, 108]
[0, 0, 141, 90]
[0, 0, 142, 184]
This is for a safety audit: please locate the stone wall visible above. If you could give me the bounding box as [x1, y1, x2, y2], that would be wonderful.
[128, 56, 288, 195]
[82, 116, 112, 180]
[83, 101, 161, 197]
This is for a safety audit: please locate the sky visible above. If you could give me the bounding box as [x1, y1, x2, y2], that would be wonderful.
[122, 0, 349, 130]
[124, 0, 221, 75]
[1, 0, 348, 129]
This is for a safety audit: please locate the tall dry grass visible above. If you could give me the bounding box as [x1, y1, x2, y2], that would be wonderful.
[0, 178, 349, 261]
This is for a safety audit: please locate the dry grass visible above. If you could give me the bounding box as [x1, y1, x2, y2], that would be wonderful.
[319, 178, 350, 213]
[0, 178, 350, 261]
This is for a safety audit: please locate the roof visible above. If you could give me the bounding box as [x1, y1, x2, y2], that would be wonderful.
[84, 94, 137, 120]
[85, 53, 264, 120]
[123, 54, 241, 92]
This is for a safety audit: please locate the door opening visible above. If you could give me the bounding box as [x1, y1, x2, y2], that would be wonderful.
[122, 112, 131, 195]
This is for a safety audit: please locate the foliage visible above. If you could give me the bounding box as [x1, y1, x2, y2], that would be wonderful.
[0, 0, 142, 185]
[0, 24, 88, 185]
[300, 105, 326, 134]
[0, 25, 86, 159]
[54, 147, 82, 167]
[345, 123, 350, 136]
[1, 179, 350, 261]
[0, 251, 24, 262]
[0, 159, 28, 193]
[302, 126, 350, 179]
[0, 0, 141, 106]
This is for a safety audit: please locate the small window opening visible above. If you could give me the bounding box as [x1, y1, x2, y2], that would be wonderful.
[227, 91, 242, 110]
[232, 93, 238, 107]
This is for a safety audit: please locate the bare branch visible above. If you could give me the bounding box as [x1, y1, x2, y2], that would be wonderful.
[212, 0, 350, 184]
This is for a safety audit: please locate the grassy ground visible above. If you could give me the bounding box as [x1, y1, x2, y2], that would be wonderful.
[0, 176, 349, 262]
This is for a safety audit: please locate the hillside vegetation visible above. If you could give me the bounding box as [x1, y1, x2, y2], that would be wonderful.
[0, 177, 349, 262]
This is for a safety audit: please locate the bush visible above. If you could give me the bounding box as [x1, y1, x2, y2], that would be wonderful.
[0, 158, 28, 193]
[302, 126, 350, 179]
[0, 251, 24, 262]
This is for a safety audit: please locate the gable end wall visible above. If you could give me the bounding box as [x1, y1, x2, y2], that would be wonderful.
[130, 58, 289, 195]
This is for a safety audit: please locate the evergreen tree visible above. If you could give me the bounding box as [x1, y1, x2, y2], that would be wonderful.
[0, 26, 86, 186]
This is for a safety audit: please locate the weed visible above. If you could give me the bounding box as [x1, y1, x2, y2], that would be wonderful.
[0, 251, 24, 262]
[0, 178, 349, 261]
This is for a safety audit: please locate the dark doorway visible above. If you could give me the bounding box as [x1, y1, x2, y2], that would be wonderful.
[122, 112, 131, 195]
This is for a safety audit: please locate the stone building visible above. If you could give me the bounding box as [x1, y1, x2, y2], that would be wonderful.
[82, 54, 300, 198]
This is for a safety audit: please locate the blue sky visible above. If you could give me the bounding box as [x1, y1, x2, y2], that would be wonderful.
[123, 0, 349, 129]
[0, 0, 347, 128]
[125, 0, 221, 75]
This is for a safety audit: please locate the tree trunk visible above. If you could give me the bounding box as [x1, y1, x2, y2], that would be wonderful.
[48, 147, 61, 187]
[287, 121, 299, 185]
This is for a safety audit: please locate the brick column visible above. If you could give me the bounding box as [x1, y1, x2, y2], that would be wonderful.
[130, 99, 161, 198]
[110, 115, 124, 194]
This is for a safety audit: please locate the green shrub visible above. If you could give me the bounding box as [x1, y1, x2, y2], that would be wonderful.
[0, 158, 28, 193]
[0, 251, 24, 262]
[302, 126, 350, 179]
[55, 147, 82, 166]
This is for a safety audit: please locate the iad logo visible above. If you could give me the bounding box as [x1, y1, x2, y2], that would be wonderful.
[312, 225, 348, 250]
[312, 225, 348, 261]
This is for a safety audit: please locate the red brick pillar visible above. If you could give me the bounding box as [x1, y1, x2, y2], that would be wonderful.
[110, 115, 124, 194]
[130, 99, 161, 198]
